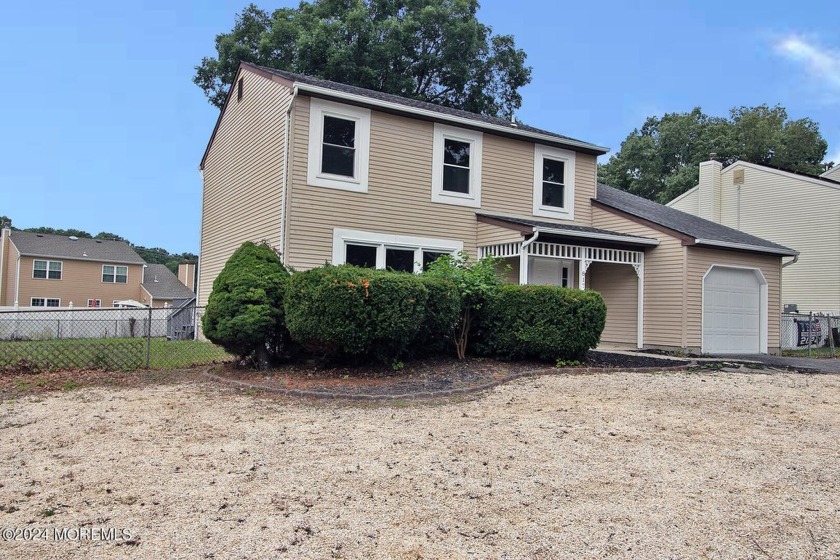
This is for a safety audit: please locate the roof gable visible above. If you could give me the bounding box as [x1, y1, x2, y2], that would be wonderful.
[141, 264, 195, 299]
[724, 161, 840, 190]
[9, 231, 145, 264]
[595, 184, 797, 256]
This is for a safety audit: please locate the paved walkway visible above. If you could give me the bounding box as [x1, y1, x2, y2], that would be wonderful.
[716, 354, 840, 374]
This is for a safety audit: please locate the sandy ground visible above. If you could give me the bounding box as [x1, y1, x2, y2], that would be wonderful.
[1, 370, 839, 559]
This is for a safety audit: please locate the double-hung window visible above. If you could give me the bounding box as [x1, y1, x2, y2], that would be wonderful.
[432, 124, 482, 207]
[334, 229, 462, 274]
[533, 145, 575, 220]
[102, 265, 128, 283]
[307, 98, 371, 192]
[33, 260, 62, 280]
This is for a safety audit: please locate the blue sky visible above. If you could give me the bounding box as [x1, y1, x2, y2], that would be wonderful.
[1, 1, 837, 254]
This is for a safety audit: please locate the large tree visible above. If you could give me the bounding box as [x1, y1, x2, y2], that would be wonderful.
[194, 0, 531, 118]
[599, 105, 831, 204]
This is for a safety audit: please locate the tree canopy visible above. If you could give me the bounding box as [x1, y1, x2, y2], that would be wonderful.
[194, 0, 531, 118]
[599, 105, 832, 204]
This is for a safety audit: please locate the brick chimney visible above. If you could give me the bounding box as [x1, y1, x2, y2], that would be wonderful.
[178, 262, 196, 292]
[698, 153, 723, 222]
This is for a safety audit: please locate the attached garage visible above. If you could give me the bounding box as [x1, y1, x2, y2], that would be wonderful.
[702, 266, 766, 354]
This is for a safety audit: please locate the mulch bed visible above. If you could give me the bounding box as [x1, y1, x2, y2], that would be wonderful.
[209, 351, 692, 400]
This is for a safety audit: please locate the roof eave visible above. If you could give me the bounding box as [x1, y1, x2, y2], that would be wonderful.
[293, 83, 609, 155]
[692, 238, 799, 257]
[533, 226, 660, 247]
[15, 252, 144, 265]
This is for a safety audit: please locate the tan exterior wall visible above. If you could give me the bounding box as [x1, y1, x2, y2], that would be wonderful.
[14, 257, 143, 307]
[667, 187, 699, 215]
[284, 95, 599, 271]
[198, 68, 293, 306]
[178, 263, 196, 292]
[476, 222, 523, 247]
[588, 262, 638, 345]
[685, 247, 782, 351]
[592, 207, 687, 348]
[716, 165, 839, 313]
[0, 232, 16, 306]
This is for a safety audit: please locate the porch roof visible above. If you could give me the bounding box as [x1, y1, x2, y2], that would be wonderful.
[476, 212, 660, 247]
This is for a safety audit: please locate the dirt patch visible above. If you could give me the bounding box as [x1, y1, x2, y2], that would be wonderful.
[210, 351, 689, 398]
[0, 371, 838, 558]
[0, 367, 201, 399]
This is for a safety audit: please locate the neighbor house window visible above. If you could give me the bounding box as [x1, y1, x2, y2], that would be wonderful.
[87, 299, 101, 308]
[33, 260, 62, 280]
[102, 265, 128, 283]
[333, 229, 462, 274]
[431, 124, 482, 208]
[533, 145, 575, 219]
[307, 98, 371, 192]
[31, 297, 60, 307]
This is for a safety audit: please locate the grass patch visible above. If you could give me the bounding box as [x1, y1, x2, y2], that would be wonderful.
[0, 337, 233, 371]
[782, 347, 837, 359]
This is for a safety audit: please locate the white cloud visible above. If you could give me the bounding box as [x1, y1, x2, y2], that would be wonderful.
[775, 35, 840, 93]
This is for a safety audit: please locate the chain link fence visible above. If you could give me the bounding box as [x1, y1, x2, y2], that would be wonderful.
[0, 305, 231, 371]
[781, 312, 839, 358]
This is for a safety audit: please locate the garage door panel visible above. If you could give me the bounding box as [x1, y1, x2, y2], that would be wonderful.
[703, 267, 761, 354]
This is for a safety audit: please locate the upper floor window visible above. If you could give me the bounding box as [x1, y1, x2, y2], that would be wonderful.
[432, 124, 482, 208]
[533, 145, 575, 220]
[102, 265, 128, 284]
[33, 260, 62, 280]
[307, 98, 370, 193]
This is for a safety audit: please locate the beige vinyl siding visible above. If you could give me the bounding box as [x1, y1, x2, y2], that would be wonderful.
[587, 262, 638, 344]
[286, 96, 599, 270]
[15, 257, 143, 307]
[476, 222, 523, 247]
[685, 247, 782, 351]
[717, 165, 840, 313]
[592, 207, 686, 348]
[198, 69, 293, 306]
[823, 166, 840, 181]
[1, 234, 15, 306]
[668, 187, 699, 215]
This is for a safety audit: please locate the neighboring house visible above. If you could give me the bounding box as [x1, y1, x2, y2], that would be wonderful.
[141, 263, 197, 308]
[0, 228, 196, 309]
[667, 160, 838, 314]
[198, 62, 796, 354]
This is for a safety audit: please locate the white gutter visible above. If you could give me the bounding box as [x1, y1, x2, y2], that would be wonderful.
[295, 83, 609, 155]
[693, 238, 798, 257]
[782, 254, 799, 268]
[14, 252, 20, 307]
[0, 229, 6, 305]
[534, 226, 660, 247]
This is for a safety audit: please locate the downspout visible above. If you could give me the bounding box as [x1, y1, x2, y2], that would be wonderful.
[0, 228, 6, 306]
[14, 253, 21, 307]
[782, 255, 799, 268]
[280, 86, 299, 262]
[518, 230, 540, 285]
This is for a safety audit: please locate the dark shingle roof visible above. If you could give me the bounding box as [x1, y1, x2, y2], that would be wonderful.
[595, 184, 798, 256]
[250, 63, 608, 155]
[141, 264, 195, 300]
[10, 231, 145, 264]
[476, 212, 659, 246]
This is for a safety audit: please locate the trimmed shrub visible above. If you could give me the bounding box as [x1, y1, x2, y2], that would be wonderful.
[284, 265, 429, 364]
[411, 276, 461, 356]
[477, 285, 606, 361]
[202, 241, 292, 367]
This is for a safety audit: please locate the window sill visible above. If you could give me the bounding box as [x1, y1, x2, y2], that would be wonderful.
[308, 175, 368, 193]
[431, 192, 480, 208]
[533, 206, 573, 220]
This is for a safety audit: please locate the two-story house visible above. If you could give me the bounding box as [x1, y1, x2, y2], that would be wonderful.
[198, 62, 796, 355]
[0, 228, 195, 308]
[667, 159, 840, 314]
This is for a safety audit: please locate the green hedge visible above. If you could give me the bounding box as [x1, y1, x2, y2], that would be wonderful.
[284, 265, 430, 364]
[477, 285, 606, 361]
[411, 276, 461, 356]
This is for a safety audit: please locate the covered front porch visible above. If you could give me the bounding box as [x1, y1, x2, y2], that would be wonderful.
[476, 213, 659, 349]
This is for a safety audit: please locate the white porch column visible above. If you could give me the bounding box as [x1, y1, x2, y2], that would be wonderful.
[519, 251, 528, 285]
[633, 254, 645, 349]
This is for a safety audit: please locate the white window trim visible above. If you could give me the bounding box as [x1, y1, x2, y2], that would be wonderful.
[533, 144, 575, 220]
[31, 297, 60, 307]
[332, 228, 463, 274]
[307, 98, 371, 193]
[87, 299, 102, 308]
[33, 259, 63, 280]
[102, 265, 128, 284]
[431, 123, 482, 208]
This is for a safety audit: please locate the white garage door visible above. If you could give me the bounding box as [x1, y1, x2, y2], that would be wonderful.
[703, 267, 761, 354]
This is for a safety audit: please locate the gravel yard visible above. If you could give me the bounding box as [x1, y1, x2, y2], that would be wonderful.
[1, 370, 839, 559]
